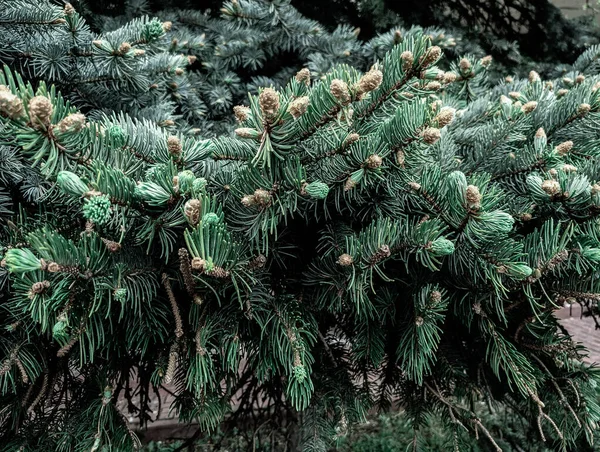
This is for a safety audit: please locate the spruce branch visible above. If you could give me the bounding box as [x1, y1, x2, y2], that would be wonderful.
[27, 371, 48, 414]
[162, 272, 184, 339]
[56, 335, 79, 358]
[530, 354, 582, 429]
[424, 382, 501, 452]
[0, 3, 599, 449]
[179, 248, 196, 297]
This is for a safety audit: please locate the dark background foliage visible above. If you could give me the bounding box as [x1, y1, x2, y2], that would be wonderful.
[76, 0, 600, 71]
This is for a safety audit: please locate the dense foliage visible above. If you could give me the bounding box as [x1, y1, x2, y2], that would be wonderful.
[1, 1, 600, 451]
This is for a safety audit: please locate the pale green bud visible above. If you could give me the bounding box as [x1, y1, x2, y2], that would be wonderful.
[304, 181, 330, 200]
[429, 237, 455, 256]
[4, 249, 42, 273]
[56, 171, 88, 197]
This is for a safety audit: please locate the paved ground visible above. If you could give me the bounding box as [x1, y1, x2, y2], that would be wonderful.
[557, 304, 600, 363]
[553, 0, 598, 20]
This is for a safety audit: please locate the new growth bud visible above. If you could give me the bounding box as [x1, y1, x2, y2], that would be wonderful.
[29, 281, 50, 297]
[253, 189, 272, 207]
[303, 181, 330, 199]
[241, 195, 256, 207]
[443, 72, 457, 83]
[118, 42, 131, 55]
[521, 101, 538, 113]
[0, 87, 25, 120]
[422, 46, 442, 67]
[535, 128, 546, 139]
[394, 30, 402, 44]
[295, 68, 311, 85]
[435, 107, 456, 127]
[233, 105, 250, 122]
[56, 171, 88, 197]
[459, 58, 471, 73]
[288, 96, 309, 119]
[466, 185, 481, 210]
[528, 71, 540, 83]
[235, 128, 261, 139]
[259, 88, 280, 119]
[401, 51, 414, 72]
[396, 150, 405, 166]
[344, 177, 357, 191]
[365, 154, 383, 169]
[555, 141, 573, 156]
[421, 127, 441, 144]
[429, 238, 455, 256]
[57, 113, 86, 133]
[346, 133, 360, 145]
[425, 81, 441, 91]
[541, 179, 561, 195]
[167, 136, 182, 156]
[431, 291, 442, 302]
[83, 194, 112, 225]
[356, 69, 383, 98]
[330, 79, 351, 105]
[64, 3, 75, 15]
[28, 96, 53, 130]
[578, 103, 591, 116]
[480, 55, 492, 67]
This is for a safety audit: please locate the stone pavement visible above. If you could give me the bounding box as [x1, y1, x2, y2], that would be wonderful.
[556, 304, 600, 363]
[553, 0, 599, 20]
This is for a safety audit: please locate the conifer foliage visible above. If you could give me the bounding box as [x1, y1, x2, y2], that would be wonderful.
[1, 1, 600, 451]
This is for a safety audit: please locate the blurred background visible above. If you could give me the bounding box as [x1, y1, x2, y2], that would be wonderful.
[78, 0, 600, 70]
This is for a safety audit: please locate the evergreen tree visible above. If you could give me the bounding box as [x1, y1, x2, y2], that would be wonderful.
[1, 1, 600, 451]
